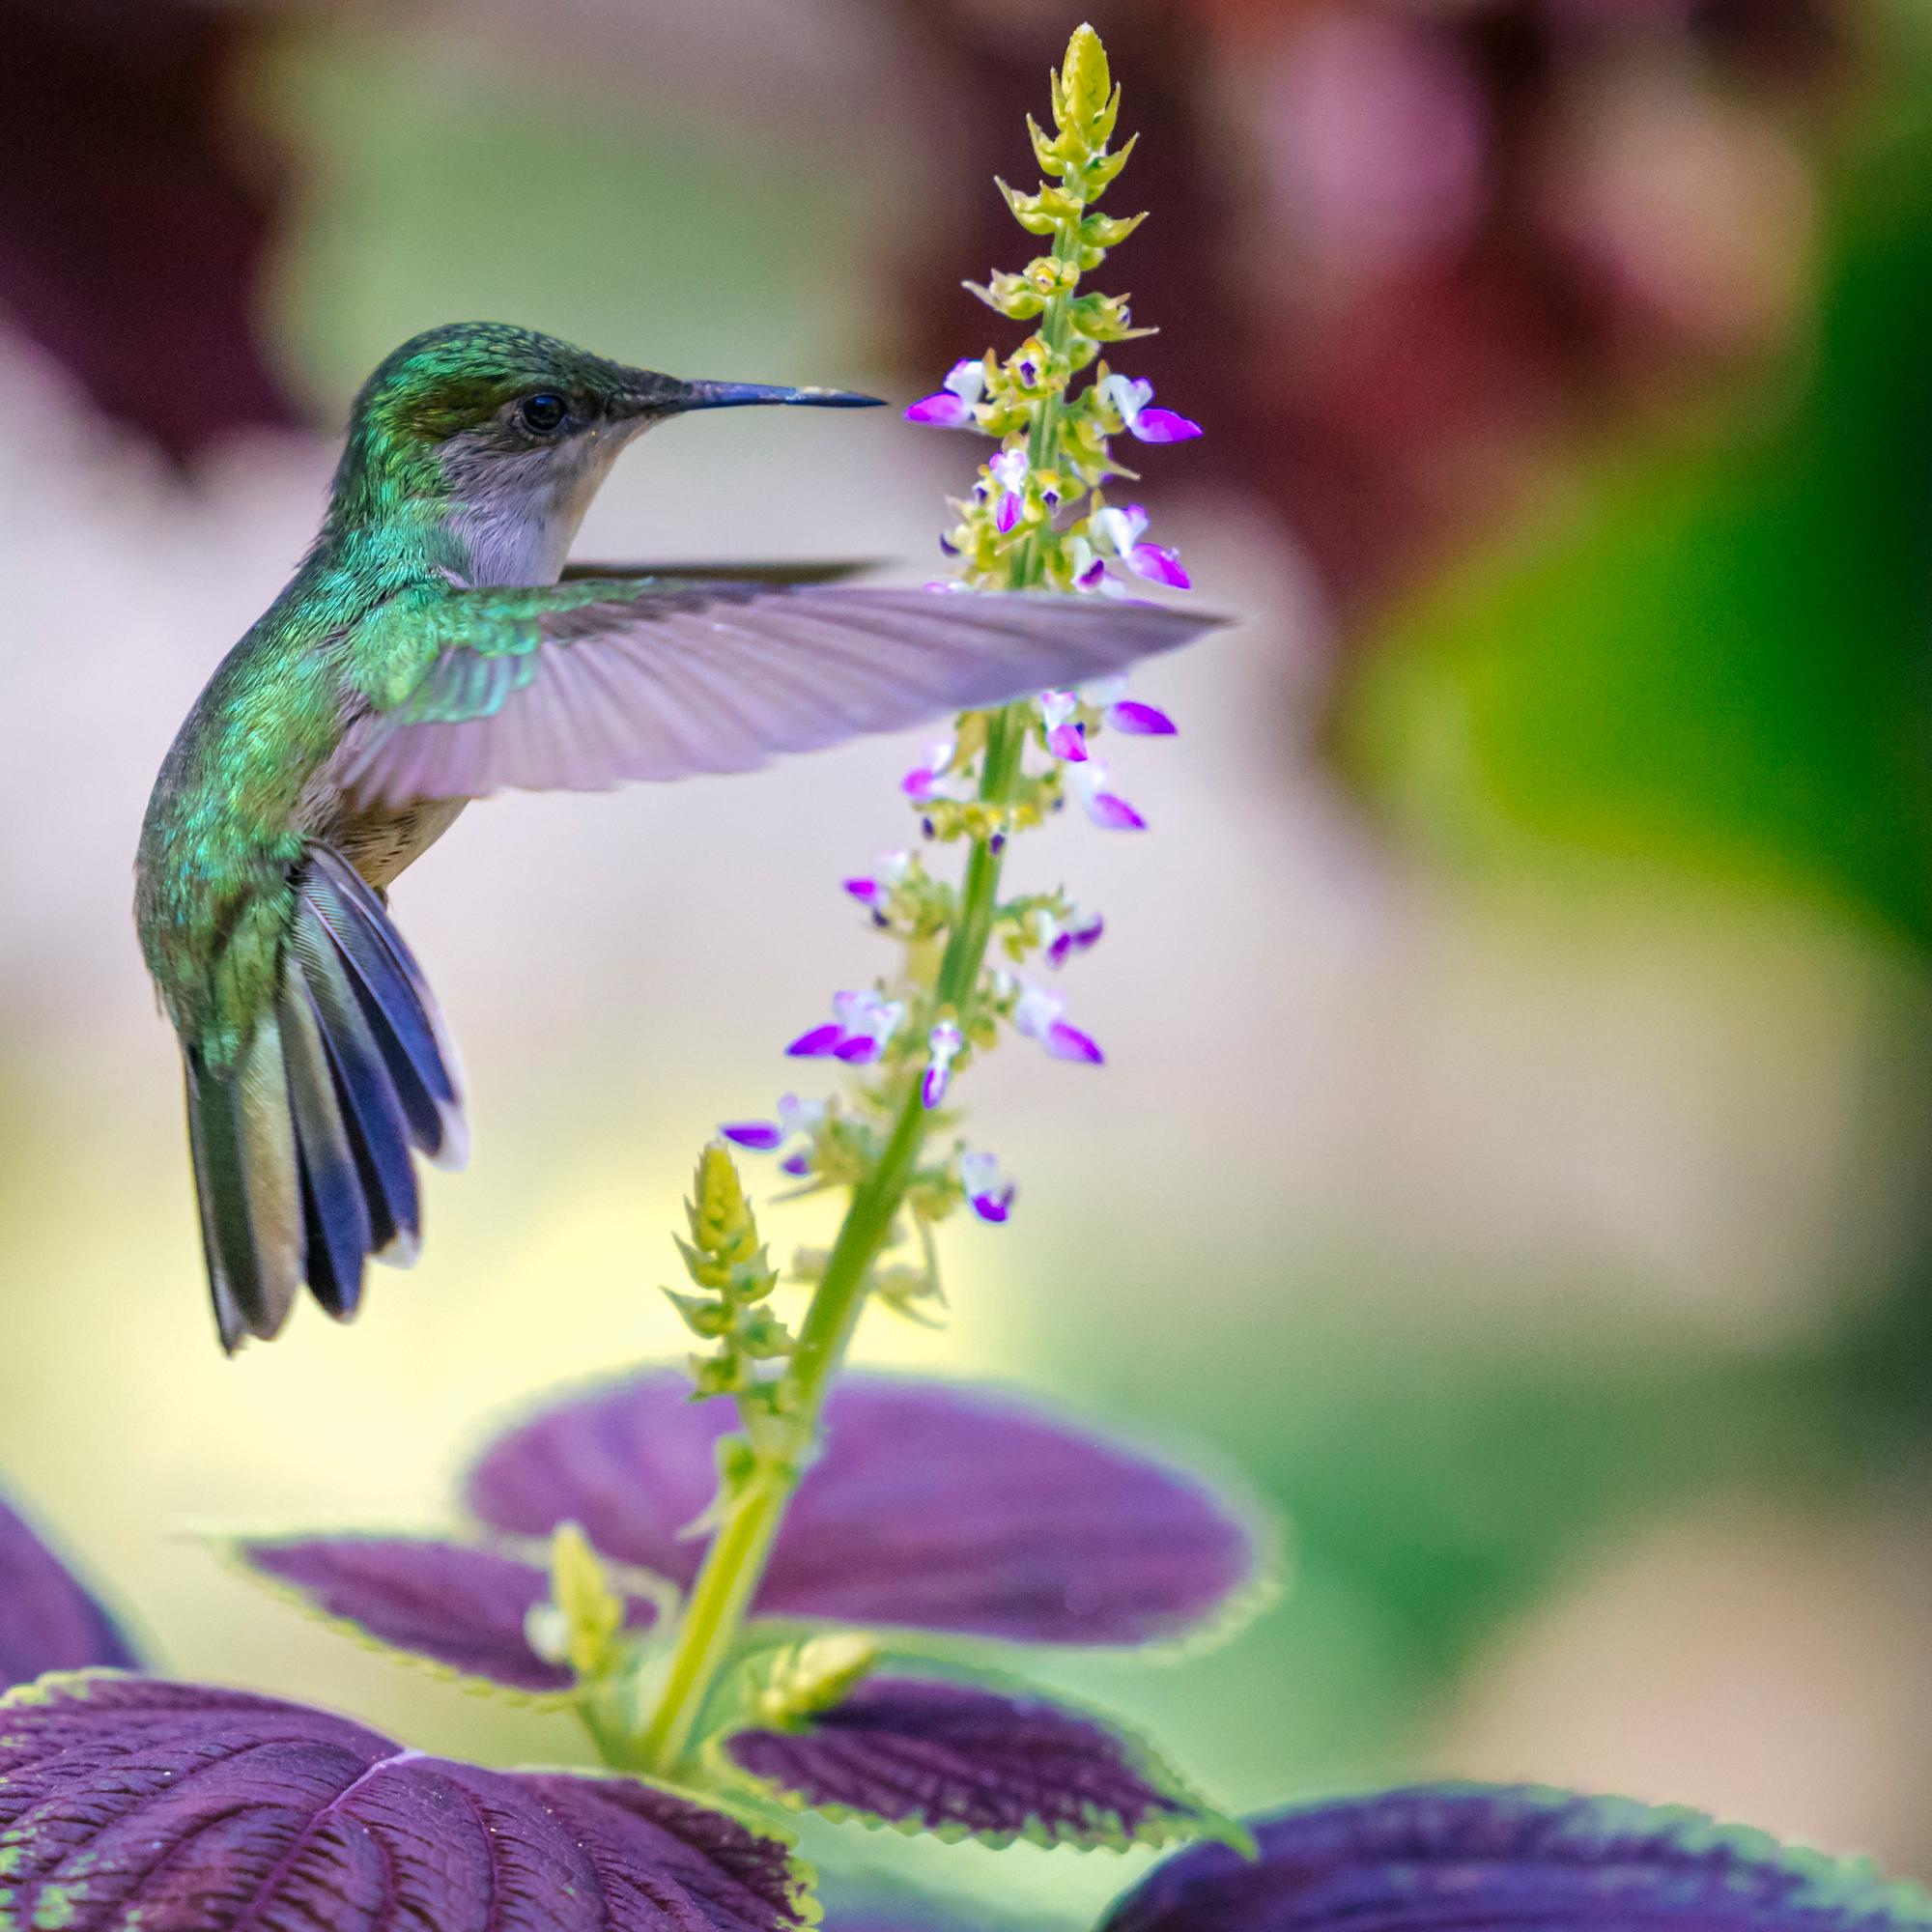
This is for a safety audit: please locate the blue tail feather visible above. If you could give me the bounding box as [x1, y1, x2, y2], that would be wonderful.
[280, 958, 373, 1318]
[181, 839, 463, 1348]
[301, 854, 462, 1163]
[289, 911, 421, 1258]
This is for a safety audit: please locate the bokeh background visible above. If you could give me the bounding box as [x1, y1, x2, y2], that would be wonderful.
[4, 0, 1931, 1919]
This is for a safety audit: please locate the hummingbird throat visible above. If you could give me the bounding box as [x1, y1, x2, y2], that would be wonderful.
[440, 420, 644, 588]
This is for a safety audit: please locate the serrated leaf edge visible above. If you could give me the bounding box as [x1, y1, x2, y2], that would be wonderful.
[203, 1526, 671, 1711]
[1408, 1782, 1932, 1927]
[703, 1662, 1246, 1858]
[515, 1762, 825, 1928]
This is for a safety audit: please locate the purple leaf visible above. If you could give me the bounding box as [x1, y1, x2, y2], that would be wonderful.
[466, 1373, 1271, 1650]
[1096, 1784, 1932, 1932]
[229, 1533, 659, 1695]
[724, 1674, 1220, 1851]
[0, 1675, 811, 1932]
[0, 1490, 139, 1690]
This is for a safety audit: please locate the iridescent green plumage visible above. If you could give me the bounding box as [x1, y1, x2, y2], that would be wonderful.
[135, 322, 1224, 1351]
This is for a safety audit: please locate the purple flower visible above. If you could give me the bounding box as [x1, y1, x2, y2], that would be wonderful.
[722, 1094, 825, 1154]
[1080, 673, 1178, 737]
[1128, 544, 1190, 588]
[1039, 690, 1089, 763]
[1135, 411, 1201, 443]
[790, 990, 904, 1063]
[959, 1151, 1016, 1224]
[903, 358, 986, 429]
[1109, 698, 1177, 735]
[779, 1151, 812, 1178]
[922, 1021, 964, 1109]
[784, 1022, 846, 1058]
[988, 448, 1030, 534]
[902, 737, 962, 803]
[836, 989, 904, 1061]
[1068, 758, 1147, 832]
[1047, 913, 1104, 968]
[842, 850, 910, 911]
[1013, 982, 1106, 1065]
[1098, 373, 1203, 443]
[1094, 504, 1192, 590]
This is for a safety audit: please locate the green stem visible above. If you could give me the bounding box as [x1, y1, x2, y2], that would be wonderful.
[630, 217, 1084, 1781]
[631, 1065, 930, 1775]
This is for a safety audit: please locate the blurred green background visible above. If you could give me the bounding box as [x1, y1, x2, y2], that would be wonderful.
[3, 0, 1930, 1920]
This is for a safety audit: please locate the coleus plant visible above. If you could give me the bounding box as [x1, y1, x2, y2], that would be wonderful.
[4, 22, 1930, 1932]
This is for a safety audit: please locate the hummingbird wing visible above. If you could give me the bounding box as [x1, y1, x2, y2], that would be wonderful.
[558, 558, 876, 585]
[334, 579, 1228, 809]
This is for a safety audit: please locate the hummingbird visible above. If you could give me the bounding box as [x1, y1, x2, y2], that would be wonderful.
[135, 323, 1220, 1351]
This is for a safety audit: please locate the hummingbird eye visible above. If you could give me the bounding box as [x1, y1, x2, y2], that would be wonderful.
[517, 391, 569, 436]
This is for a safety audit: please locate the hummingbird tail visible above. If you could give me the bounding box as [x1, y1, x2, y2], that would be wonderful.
[186, 843, 467, 1352]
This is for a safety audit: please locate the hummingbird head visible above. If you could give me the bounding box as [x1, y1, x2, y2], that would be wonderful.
[328, 322, 882, 584]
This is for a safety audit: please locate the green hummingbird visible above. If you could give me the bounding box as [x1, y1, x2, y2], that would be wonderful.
[135, 322, 1219, 1352]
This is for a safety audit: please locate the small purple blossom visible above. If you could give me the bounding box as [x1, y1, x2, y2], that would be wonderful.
[721, 1094, 824, 1154]
[922, 1021, 964, 1109]
[1047, 913, 1104, 968]
[1013, 982, 1106, 1065]
[959, 1151, 1016, 1224]
[1039, 691, 1089, 763]
[1080, 673, 1178, 737]
[903, 358, 986, 429]
[988, 448, 1030, 534]
[784, 1023, 843, 1058]
[1098, 372, 1203, 443]
[779, 1152, 812, 1178]
[1109, 698, 1177, 735]
[790, 989, 904, 1063]
[842, 850, 910, 910]
[837, 989, 904, 1061]
[1127, 543, 1189, 588]
[1094, 504, 1192, 590]
[1068, 759, 1147, 832]
[902, 737, 962, 803]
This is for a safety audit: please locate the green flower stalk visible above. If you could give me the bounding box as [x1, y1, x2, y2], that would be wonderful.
[632, 21, 1201, 1778]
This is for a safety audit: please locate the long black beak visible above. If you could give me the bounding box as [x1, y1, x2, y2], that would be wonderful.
[628, 375, 884, 415]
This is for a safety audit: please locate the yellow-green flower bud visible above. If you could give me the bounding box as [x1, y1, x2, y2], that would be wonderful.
[1056, 24, 1113, 142]
[966, 270, 1047, 321]
[524, 1522, 627, 1685]
[688, 1144, 758, 1267]
[755, 1633, 879, 1729]
[1080, 210, 1146, 251]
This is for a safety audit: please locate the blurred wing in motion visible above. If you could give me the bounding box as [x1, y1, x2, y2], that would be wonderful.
[559, 558, 876, 586]
[336, 579, 1229, 808]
